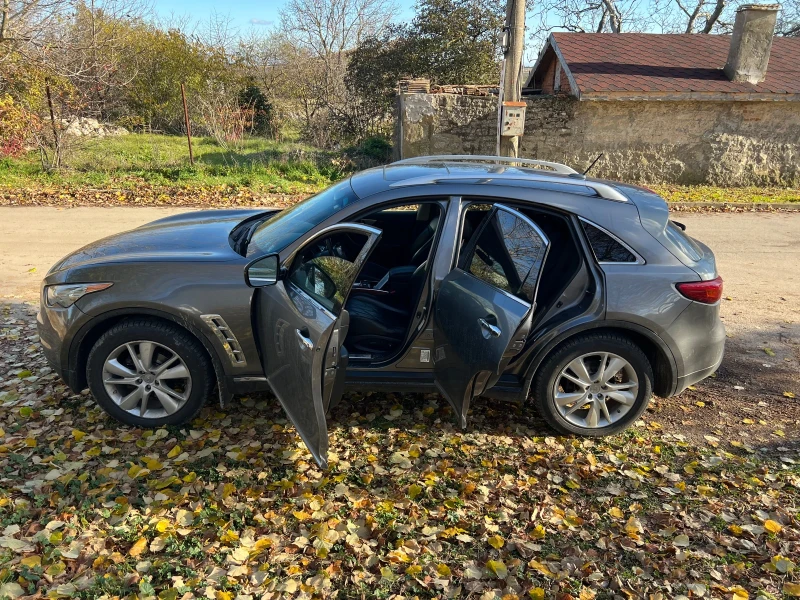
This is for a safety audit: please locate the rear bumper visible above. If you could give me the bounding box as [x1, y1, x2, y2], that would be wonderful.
[666, 300, 726, 396]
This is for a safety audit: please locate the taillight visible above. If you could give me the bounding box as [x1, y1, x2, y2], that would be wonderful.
[676, 276, 723, 304]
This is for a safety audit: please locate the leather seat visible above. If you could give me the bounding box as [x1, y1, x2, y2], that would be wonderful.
[360, 205, 440, 282]
[345, 261, 428, 355]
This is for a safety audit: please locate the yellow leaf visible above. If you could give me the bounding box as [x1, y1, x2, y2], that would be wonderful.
[764, 347, 776, 357]
[408, 484, 422, 500]
[46, 561, 66, 576]
[729, 524, 743, 535]
[155, 519, 170, 533]
[487, 534, 505, 549]
[530, 524, 546, 539]
[72, 429, 86, 441]
[129, 537, 147, 557]
[220, 529, 239, 543]
[764, 519, 782, 534]
[486, 559, 508, 579]
[215, 592, 234, 600]
[221, 482, 236, 499]
[529, 559, 554, 578]
[406, 565, 423, 577]
[784, 583, 800, 597]
[21, 555, 41, 568]
[145, 458, 163, 470]
[167, 444, 182, 458]
[434, 563, 451, 578]
[730, 587, 748, 600]
[608, 507, 624, 519]
[624, 516, 643, 535]
[529, 588, 546, 600]
[293, 510, 311, 522]
[784, 391, 796, 399]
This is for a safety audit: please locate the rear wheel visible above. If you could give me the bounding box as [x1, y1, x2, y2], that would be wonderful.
[87, 319, 213, 427]
[533, 333, 653, 436]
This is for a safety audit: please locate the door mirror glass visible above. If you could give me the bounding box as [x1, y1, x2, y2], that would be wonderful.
[245, 254, 279, 287]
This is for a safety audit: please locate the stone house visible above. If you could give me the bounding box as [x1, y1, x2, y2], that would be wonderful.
[398, 4, 800, 186]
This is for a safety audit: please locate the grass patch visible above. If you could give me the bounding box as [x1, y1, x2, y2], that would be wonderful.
[0, 134, 349, 194]
[654, 184, 800, 203]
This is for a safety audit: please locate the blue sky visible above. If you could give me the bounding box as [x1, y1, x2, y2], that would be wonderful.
[152, 0, 417, 34]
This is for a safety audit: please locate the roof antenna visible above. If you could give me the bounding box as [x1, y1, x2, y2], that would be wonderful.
[583, 153, 604, 176]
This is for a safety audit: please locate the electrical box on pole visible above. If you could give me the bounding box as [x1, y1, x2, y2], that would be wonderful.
[501, 101, 526, 137]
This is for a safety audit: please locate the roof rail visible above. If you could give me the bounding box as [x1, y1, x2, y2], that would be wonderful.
[393, 155, 578, 175]
[388, 172, 629, 203]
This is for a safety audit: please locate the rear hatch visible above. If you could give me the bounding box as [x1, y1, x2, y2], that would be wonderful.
[614, 183, 717, 280]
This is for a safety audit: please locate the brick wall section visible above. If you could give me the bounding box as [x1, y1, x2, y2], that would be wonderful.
[397, 92, 800, 186]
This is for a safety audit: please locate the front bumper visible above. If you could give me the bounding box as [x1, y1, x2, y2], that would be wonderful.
[37, 298, 84, 392]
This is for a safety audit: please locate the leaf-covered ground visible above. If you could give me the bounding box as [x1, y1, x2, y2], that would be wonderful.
[1, 302, 798, 600]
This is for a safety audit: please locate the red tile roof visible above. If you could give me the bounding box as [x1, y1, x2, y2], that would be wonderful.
[537, 32, 800, 97]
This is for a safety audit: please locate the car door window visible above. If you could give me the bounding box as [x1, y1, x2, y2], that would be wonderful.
[287, 231, 369, 315]
[460, 206, 549, 304]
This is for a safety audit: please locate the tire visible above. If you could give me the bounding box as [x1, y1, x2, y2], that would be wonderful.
[532, 332, 653, 436]
[86, 318, 214, 427]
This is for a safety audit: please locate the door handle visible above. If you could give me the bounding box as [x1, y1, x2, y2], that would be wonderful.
[296, 328, 314, 350]
[478, 318, 501, 338]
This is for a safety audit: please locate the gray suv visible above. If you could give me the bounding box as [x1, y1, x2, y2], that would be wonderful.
[38, 156, 725, 468]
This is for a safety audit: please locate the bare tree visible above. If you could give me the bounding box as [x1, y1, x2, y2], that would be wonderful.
[277, 0, 398, 145]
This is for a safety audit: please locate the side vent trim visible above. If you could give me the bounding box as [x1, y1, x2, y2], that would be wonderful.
[201, 314, 247, 367]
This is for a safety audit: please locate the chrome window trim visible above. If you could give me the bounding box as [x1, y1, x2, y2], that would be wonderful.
[578, 217, 645, 265]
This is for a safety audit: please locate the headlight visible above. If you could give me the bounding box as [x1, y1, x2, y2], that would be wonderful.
[45, 283, 113, 308]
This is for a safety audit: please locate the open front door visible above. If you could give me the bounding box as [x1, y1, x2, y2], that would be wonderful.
[254, 224, 381, 468]
[433, 204, 550, 427]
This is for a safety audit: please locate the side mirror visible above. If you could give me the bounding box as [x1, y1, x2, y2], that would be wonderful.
[245, 254, 280, 287]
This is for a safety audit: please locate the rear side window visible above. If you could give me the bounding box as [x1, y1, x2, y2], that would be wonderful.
[461, 208, 549, 303]
[581, 221, 638, 263]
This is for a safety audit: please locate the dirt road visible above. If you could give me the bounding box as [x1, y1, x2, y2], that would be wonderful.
[0, 207, 185, 302]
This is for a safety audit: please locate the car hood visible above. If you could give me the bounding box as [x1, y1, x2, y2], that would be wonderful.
[49, 209, 272, 274]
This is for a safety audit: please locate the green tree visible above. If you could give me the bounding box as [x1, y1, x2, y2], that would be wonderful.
[346, 0, 504, 137]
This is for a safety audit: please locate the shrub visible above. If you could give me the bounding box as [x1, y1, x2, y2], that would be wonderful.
[0, 95, 40, 157]
[352, 136, 393, 163]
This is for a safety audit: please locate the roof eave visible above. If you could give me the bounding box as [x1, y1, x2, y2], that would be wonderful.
[579, 90, 800, 101]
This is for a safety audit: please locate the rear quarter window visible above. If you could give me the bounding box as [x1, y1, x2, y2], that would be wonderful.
[581, 221, 638, 263]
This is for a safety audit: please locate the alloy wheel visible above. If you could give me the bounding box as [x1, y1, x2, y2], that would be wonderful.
[102, 340, 192, 419]
[553, 352, 639, 429]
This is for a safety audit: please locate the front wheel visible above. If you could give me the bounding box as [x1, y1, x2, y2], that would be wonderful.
[532, 333, 653, 436]
[86, 319, 214, 427]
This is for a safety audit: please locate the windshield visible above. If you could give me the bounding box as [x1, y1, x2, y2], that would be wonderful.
[246, 179, 360, 257]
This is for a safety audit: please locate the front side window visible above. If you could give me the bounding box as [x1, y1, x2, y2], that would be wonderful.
[247, 180, 359, 257]
[460, 206, 549, 304]
[287, 231, 369, 315]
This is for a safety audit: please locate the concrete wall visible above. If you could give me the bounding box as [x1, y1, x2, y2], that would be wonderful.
[397, 92, 800, 186]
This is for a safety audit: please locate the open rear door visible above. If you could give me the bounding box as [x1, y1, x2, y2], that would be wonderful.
[253, 224, 381, 468]
[433, 204, 550, 427]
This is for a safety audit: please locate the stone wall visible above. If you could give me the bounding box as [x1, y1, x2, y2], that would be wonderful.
[397, 92, 800, 186]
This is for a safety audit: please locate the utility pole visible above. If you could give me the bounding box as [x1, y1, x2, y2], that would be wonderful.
[497, 0, 527, 157]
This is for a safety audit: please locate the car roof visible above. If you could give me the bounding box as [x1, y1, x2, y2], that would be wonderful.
[349, 159, 633, 203]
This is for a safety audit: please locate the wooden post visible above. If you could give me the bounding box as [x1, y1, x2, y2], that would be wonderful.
[498, 0, 526, 158]
[45, 82, 61, 169]
[180, 83, 194, 166]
